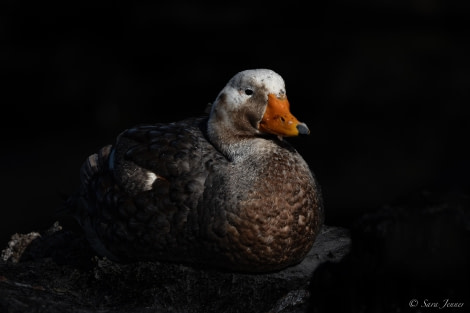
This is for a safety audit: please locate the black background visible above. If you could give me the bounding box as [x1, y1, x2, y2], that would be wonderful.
[1, 1, 469, 248]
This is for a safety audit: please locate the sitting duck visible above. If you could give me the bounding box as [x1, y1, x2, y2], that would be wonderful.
[68, 69, 324, 272]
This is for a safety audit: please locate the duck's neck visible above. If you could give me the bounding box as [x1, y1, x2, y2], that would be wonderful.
[208, 132, 260, 162]
[206, 116, 265, 162]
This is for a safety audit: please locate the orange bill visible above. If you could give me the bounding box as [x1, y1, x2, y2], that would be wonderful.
[259, 93, 310, 137]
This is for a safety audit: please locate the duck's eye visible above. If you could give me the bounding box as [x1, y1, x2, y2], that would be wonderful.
[244, 89, 253, 96]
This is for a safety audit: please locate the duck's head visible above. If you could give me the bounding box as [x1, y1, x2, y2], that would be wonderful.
[207, 69, 309, 142]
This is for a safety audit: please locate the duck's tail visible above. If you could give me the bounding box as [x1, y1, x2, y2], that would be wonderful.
[56, 145, 113, 218]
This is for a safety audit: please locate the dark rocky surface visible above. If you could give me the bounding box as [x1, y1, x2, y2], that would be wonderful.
[309, 190, 470, 313]
[0, 225, 350, 313]
[1, 191, 469, 313]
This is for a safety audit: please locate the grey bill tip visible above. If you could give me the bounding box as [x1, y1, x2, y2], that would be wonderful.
[297, 123, 310, 135]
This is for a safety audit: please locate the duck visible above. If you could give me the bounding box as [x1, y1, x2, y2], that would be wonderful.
[67, 69, 324, 273]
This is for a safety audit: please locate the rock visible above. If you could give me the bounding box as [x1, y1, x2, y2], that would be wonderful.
[0, 224, 350, 313]
[1, 231, 41, 264]
[308, 190, 470, 313]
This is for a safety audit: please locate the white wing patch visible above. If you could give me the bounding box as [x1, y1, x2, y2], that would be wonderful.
[144, 172, 158, 190]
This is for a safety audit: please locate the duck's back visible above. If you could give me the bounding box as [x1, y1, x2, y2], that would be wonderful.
[72, 116, 227, 263]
